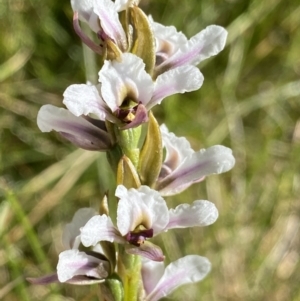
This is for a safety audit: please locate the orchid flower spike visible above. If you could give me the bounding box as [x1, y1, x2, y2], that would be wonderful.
[149, 16, 228, 77]
[80, 185, 219, 261]
[141, 255, 211, 301]
[28, 208, 110, 285]
[155, 125, 235, 196]
[39, 53, 203, 132]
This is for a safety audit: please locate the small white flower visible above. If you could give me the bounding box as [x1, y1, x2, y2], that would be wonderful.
[38, 53, 203, 133]
[156, 125, 235, 196]
[28, 208, 110, 285]
[142, 255, 211, 301]
[80, 185, 218, 261]
[71, 0, 128, 52]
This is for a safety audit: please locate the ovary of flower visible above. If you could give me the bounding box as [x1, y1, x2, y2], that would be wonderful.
[80, 185, 219, 261]
[155, 125, 235, 196]
[62, 53, 203, 129]
[149, 17, 228, 76]
[141, 255, 211, 301]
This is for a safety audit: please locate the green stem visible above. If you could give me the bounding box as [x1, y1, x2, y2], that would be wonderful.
[123, 254, 142, 301]
[81, 22, 98, 84]
[118, 246, 142, 301]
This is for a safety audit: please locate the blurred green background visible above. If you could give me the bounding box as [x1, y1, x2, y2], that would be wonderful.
[1, 0, 300, 300]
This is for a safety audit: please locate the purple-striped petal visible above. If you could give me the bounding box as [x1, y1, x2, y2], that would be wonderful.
[57, 250, 109, 283]
[157, 145, 235, 196]
[145, 255, 211, 301]
[125, 241, 165, 262]
[71, 0, 100, 33]
[166, 200, 218, 230]
[27, 273, 59, 285]
[147, 66, 204, 110]
[148, 65, 203, 109]
[37, 105, 112, 151]
[27, 273, 106, 286]
[159, 25, 227, 71]
[93, 0, 127, 51]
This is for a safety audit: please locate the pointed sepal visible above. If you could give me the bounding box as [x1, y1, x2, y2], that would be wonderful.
[138, 111, 163, 187]
[117, 155, 141, 189]
[99, 193, 110, 216]
[129, 6, 155, 75]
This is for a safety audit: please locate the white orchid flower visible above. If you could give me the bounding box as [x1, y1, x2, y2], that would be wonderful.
[141, 255, 211, 301]
[71, 0, 128, 53]
[80, 185, 218, 261]
[38, 53, 203, 135]
[156, 125, 235, 196]
[149, 17, 227, 76]
[64, 53, 202, 128]
[28, 208, 110, 285]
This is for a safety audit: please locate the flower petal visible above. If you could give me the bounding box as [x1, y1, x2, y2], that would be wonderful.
[99, 54, 153, 112]
[148, 65, 203, 109]
[27, 273, 106, 286]
[71, 0, 100, 32]
[146, 255, 211, 301]
[27, 273, 59, 285]
[141, 258, 165, 295]
[125, 241, 165, 262]
[149, 18, 187, 65]
[161, 25, 227, 70]
[57, 249, 109, 283]
[93, 0, 127, 50]
[157, 145, 235, 196]
[160, 124, 194, 172]
[65, 275, 106, 285]
[166, 200, 218, 230]
[116, 185, 169, 236]
[63, 84, 108, 120]
[80, 215, 124, 247]
[37, 105, 112, 151]
[62, 208, 98, 249]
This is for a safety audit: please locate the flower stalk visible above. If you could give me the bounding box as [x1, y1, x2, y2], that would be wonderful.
[119, 251, 142, 301]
